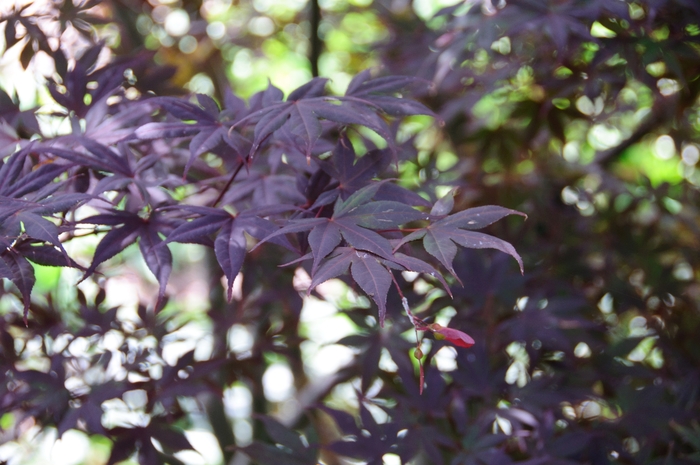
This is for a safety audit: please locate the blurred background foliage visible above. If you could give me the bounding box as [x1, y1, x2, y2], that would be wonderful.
[2, 0, 700, 465]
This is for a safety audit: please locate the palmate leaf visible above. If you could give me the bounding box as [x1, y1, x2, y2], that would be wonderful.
[58, 381, 129, 436]
[164, 215, 229, 247]
[16, 212, 65, 253]
[260, 182, 424, 268]
[255, 182, 428, 324]
[345, 71, 434, 118]
[0, 147, 30, 193]
[134, 122, 207, 140]
[395, 205, 526, 282]
[80, 211, 175, 305]
[249, 76, 429, 160]
[318, 134, 391, 200]
[0, 158, 68, 200]
[430, 188, 457, 216]
[82, 223, 140, 276]
[350, 250, 392, 325]
[246, 96, 394, 162]
[308, 247, 393, 326]
[0, 147, 88, 321]
[327, 402, 400, 462]
[1, 249, 35, 324]
[308, 247, 354, 290]
[333, 179, 388, 216]
[254, 415, 315, 458]
[346, 70, 419, 96]
[83, 93, 154, 145]
[1, 192, 87, 253]
[0, 254, 13, 280]
[139, 227, 172, 308]
[316, 136, 429, 208]
[214, 220, 247, 301]
[221, 172, 306, 208]
[334, 219, 396, 260]
[71, 136, 132, 175]
[391, 252, 452, 297]
[165, 208, 241, 298]
[307, 247, 454, 326]
[250, 78, 328, 160]
[132, 96, 234, 175]
[308, 220, 342, 273]
[0, 147, 87, 218]
[15, 243, 81, 269]
[137, 76, 430, 178]
[164, 206, 293, 300]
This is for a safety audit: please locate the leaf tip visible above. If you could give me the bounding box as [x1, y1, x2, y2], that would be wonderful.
[515, 254, 525, 275]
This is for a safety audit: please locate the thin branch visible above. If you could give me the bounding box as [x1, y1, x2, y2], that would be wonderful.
[211, 159, 245, 207]
[390, 272, 426, 394]
[309, 0, 322, 77]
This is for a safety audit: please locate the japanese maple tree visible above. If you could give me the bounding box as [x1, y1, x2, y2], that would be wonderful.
[2, 1, 700, 465]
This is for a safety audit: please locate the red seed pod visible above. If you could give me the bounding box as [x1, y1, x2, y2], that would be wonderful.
[414, 348, 424, 359]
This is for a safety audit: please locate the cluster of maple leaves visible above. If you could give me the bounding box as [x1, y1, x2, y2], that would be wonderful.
[0, 30, 525, 358]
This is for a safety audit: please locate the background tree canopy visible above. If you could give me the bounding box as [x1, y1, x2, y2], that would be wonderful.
[1, 0, 700, 464]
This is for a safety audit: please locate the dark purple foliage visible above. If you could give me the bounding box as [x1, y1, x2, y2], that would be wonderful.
[1, 1, 700, 465]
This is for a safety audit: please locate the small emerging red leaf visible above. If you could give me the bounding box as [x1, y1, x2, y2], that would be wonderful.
[428, 323, 475, 348]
